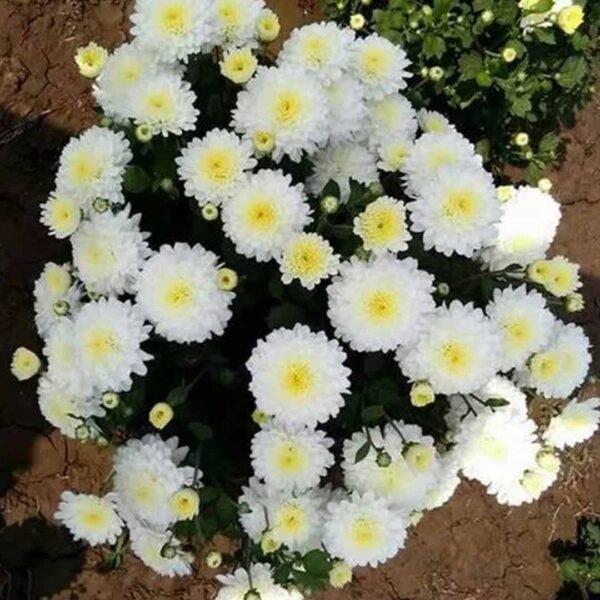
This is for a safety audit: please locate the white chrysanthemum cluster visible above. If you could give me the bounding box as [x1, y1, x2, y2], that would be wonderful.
[16, 1, 596, 594]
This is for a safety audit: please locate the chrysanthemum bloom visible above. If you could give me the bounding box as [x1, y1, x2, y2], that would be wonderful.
[71, 208, 151, 296]
[250, 424, 334, 491]
[520, 322, 591, 398]
[113, 434, 195, 530]
[323, 491, 408, 567]
[136, 243, 234, 344]
[398, 301, 501, 394]
[212, 0, 264, 48]
[323, 76, 367, 144]
[417, 108, 454, 134]
[364, 93, 418, 148]
[216, 563, 292, 600]
[170, 488, 200, 520]
[277, 232, 339, 289]
[329, 561, 353, 589]
[232, 64, 330, 162]
[278, 22, 354, 84]
[350, 33, 411, 99]
[353, 196, 411, 254]
[11, 347, 42, 381]
[130, 0, 216, 63]
[481, 186, 561, 269]
[557, 4, 584, 35]
[377, 134, 414, 172]
[256, 8, 280, 42]
[543, 398, 600, 449]
[56, 126, 132, 207]
[407, 163, 501, 257]
[528, 255, 581, 298]
[247, 324, 351, 426]
[129, 523, 193, 577]
[421, 454, 461, 511]
[72, 297, 152, 395]
[74, 42, 108, 78]
[41, 191, 82, 239]
[220, 47, 258, 84]
[43, 320, 86, 397]
[176, 129, 257, 207]
[130, 71, 199, 136]
[327, 255, 435, 352]
[486, 286, 555, 371]
[306, 142, 379, 203]
[222, 169, 311, 261]
[55, 491, 123, 545]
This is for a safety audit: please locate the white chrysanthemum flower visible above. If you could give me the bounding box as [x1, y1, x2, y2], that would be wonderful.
[324, 76, 367, 144]
[176, 129, 256, 207]
[220, 46, 258, 84]
[56, 126, 132, 207]
[38, 376, 104, 438]
[306, 142, 379, 203]
[213, 0, 264, 48]
[238, 477, 270, 541]
[72, 297, 152, 395]
[222, 169, 311, 262]
[130, 71, 199, 136]
[422, 454, 461, 511]
[278, 22, 354, 84]
[350, 34, 411, 100]
[11, 347, 41, 381]
[247, 324, 351, 426]
[417, 109, 454, 134]
[454, 409, 540, 488]
[129, 523, 193, 577]
[277, 232, 339, 289]
[377, 134, 414, 172]
[114, 434, 195, 530]
[232, 65, 330, 162]
[481, 186, 561, 269]
[130, 0, 216, 63]
[446, 376, 528, 433]
[486, 286, 556, 372]
[136, 243, 234, 344]
[71, 208, 150, 296]
[353, 196, 411, 254]
[323, 491, 407, 567]
[216, 563, 292, 600]
[543, 398, 600, 449]
[364, 93, 418, 148]
[33, 263, 82, 337]
[408, 163, 501, 257]
[251, 424, 334, 492]
[520, 322, 591, 398]
[342, 422, 441, 512]
[529, 255, 581, 298]
[403, 131, 481, 193]
[55, 491, 123, 546]
[398, 301, 501, 394]
[327, 255, 435, 352]
[41, 191, 82, 238]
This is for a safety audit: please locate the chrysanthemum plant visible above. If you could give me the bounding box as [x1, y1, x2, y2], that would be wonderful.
[321, 0, 599, 181]
[13, 0, 599, 597]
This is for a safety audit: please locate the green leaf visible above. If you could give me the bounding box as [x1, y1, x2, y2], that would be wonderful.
[537, 132, 560, 157]
[188, 422, 214, 443]
[368, 378, 400, 406]
[510, 96, 532, 117]
[166, 375, 201, 407]
[496, 0, 519, 25]
[534, 28, 556, 45]
[423, 34, 446, 59]
[123, 165, 152, 194]
[215, 493, 237, 526]
[433, 0, 453, 16]
[361, 405, 385, 425]
[197, 486, 219, 503]
[354, 441, 371, 464]
[476, 71, 493, 88]
[485, 397, 510, 408]
[302, 549, 331, 577]
[459, 52, 483, 80]
[473, 0, 493, 9]
[557, 56, 588, 89]
[266, 302, 305, 329]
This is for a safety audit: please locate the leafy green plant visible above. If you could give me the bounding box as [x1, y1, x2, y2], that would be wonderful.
[321, 0, 599, 181]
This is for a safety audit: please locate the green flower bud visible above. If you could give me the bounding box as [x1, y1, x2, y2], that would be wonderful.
[321, 195, 339, 214]
[53, 299, 71, 316]
[92, 197, 110, 213]
[201, 202, 220, 221]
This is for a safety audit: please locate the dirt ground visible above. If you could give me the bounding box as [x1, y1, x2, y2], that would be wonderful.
[0, 1, 599, 598]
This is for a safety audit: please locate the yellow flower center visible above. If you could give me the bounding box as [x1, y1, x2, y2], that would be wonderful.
[503, 317, 533, 349]
[404, 444, 435, 473]
[275, 503, 306, 536]
[359, 205, 403, 248]
[81, 508, 108, 530]
[438, 341, 472, 376]
[199, 148, 234, 185]
[275, 443, 305, 474]
[82, 242, 112, 272]
[359, 47, 390, 78]
[442, 190, 478, 225]
[302, 35, 330, 65]
[429, 148, 457, 169]
[363, 289, 399, 324]
[351, 517, 380, 550]
[285, 238, 327, 279]
[49, 198, 78, 229]
[70, 152, 101, 185]
[132, 474, 161, 508]
[117, 61, 142, 86]
[163, 279, 194, 310]
[280, 360, 315, 398]
[530, 352, 560, 382]
[46, 265, 71, 296]
[273, 91, 304, 127]
[245, 197, 279, 233]
[478, 434, 507, 461]
[217, 0, 242, 29]
[158, 2, 190, 35]
[84, 327, 119, 362]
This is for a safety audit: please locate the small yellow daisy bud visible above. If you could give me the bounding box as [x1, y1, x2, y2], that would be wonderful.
[368, 182, 384, 196]
[220, 48, 258, 85]
[206, 550, 223, 569]
[149, 402, 174, 430]
[429, 66, 444, 81]
[74, 42, 108, 78]
[256, 9, 280, 43]
[260, 530, 281, 554]
[481, 9, 494, 23]
[557, 5, 584, 35]
[159, 178, 176, 196]
[217, 268, 238, 291]
[201, 202, 220, 221]
[92, 197, 110, 214]
[350, 14, 366, 30]
[436, 282, 450, 297]
[422, 6, 433, 16]
[53, 299, 71, 316]
[565, 293, 585, 313]
[135, 124, 153, 143]
[514, 132, 529, 147]
[170, 488, 200, 520]
[420, 66, 430, 78]
[525, 150, 533, 161]
[502, 47, 517, 63]
[410, 381, 436, 408]
[101, 391, 120, 410]
[11, 347, 42, 381]
[161, 543, 178, 559]
[536, 449, 560, 474]
[537, 178, 553, 193]
[252, 409, 271, 426]
[497, 185, 515, 202]
[252, 130, 275, 154]
[521, 470, 545, 496]
[361, 0, 372, 5]
[321, 195, 339, 214]
[527, 259, 550, 285]
[75, 423, 90, 441]
[329, 561, 353, 589]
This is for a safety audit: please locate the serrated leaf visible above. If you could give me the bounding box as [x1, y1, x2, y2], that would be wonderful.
[557, 56, 587, 89]
[459, 53, 483, 80]
[423, 34, 446, 59]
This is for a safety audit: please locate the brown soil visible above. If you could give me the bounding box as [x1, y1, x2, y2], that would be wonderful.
[0, 1, 599, 599]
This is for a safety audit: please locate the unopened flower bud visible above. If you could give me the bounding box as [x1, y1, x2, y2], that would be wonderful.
[429, 66, 444, 81]
[160, 543, 178, 559]
[92, 197, 110, 213]
[481, 9, 494, 23]
[502, 47, 517, 63]
[260, 530, 281, 554]
[252, 409, 271, 426]
[537, 178, 553, 193]
[149, 402, 174, 430]
[410, 381, 436, 407]
[565, 293, 584, 313]
[244, 591, 261, 600]
[53, 299, 71, 316]
[217, 268, 238, 291]
[135, 124, 153, 143]
[376, 449, 392, 468]
[159, 177, 177, 196]
[329, 561, 352, 589]
[420, 66, 429, 78]
[436, 282, 450, 296]
[206, 550, 223, 569]
[201, 203, 219, 221]
[75, 424, 90, 441]
[350, 14, 366, 30]
[321, 195, 339, 214]
[422, 5, 432, 16]
[514, 132, 529, 147]
[101, 391, 120, 409]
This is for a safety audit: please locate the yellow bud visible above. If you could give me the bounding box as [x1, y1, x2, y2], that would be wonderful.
[135, 124, 153, 143]
[565, 293, 584, 313]
[329, 561, 353, 589]
[217, 268, 239, 291]
[170, 488, 200, 520]
[502, 47, 517, 63]
[256, 9, 280, 43]
[220, 48, 258, 84]
[149, 402, 174, 430]
[527, 259, 550, 285]
[201, 202, 220, 221]
[260, 530, 281, 554]
[252, 130, 275, 154]
[410, 381, 435, 407]
[497, 185, 515, 203]
[537, 178, 553, 193]
[521, 470, 545, 496]
[252, 409, 271, 426]
[205, 550, 223, 569]
[514, 132, 529, 147]
[74, 42, 108, 78]
[536, 450, 560, 474]
[11, 347, 42, 381]
[557, 5, 584, 35]
[350, 14, 366, 30]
